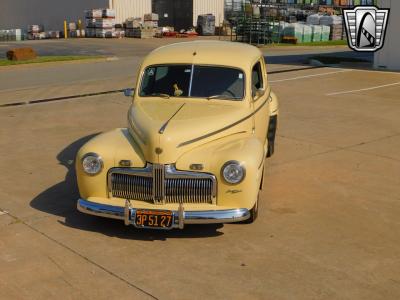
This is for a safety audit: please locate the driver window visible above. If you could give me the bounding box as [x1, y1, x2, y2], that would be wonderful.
[252, 62, 264, 95]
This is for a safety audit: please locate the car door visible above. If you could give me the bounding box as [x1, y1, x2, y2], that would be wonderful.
[252, 60, 270, 146]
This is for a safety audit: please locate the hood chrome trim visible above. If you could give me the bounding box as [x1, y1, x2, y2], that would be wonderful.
[177, 98, 269, 148]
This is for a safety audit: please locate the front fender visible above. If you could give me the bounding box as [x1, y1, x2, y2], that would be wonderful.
[176, 133, 264, 210]
[75, 128, 145, 199]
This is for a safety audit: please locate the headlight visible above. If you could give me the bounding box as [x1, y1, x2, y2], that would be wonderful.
[221, 161, 245, 184]
[82, 153, 103, 175]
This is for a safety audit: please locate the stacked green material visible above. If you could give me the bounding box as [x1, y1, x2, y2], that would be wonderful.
[302, 24, 312, 43]
[321, 25, 330, 42]
[271, 21, 287, 43]
[283, 23, 303, 43]
[353, 0, 377, 5]
[311, 25, 322, 42]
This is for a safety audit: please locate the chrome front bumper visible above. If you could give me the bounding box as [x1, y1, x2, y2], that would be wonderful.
[77, 199, 250, 229]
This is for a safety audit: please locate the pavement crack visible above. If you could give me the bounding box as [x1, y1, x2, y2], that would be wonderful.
[5, 212, 159, 300]
[346, 149, 400, 163]
[346, 132, 400, 149]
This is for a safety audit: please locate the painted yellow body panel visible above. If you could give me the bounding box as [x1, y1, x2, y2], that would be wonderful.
[76, 41, 279, 216]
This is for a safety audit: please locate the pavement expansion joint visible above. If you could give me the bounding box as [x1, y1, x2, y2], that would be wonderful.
[2, 210, 159, 300]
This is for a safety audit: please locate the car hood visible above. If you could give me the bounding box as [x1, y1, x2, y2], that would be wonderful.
[127, 99, 252, 164]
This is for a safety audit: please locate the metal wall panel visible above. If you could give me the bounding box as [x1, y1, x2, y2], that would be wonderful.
[112, 0, 152, 24]
[193, 0, 225, 26]
[374, 0, 400, 70]
[0, 0, 109, 31]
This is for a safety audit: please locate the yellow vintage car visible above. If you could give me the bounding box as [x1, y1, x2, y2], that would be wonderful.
[76, 41, 279, 230]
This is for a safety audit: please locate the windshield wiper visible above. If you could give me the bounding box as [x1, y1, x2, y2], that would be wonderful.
[207, 95, 237, 100]
[150, 93, 170, 99]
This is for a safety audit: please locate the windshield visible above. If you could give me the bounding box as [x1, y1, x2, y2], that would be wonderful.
[140, 65, 245, 100]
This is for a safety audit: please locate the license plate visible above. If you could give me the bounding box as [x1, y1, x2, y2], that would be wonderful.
[134, 209, 174, 229]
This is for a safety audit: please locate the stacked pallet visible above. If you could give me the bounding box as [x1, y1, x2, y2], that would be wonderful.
[125, 18, 142, 38]
[311, 25, 322, 42]
[144, 13, 159, 28]
[283, 23, 304, 43]
[321, 25, 331, 41]
[320, 15, 343, 41]
[126, 14, 158, 39]
[69, 22, 85, 38]
[302, 24, 312, 43]
[28, 25, 44, 40]
[85, 8, 117, 38]
[0, 29, 23, 41]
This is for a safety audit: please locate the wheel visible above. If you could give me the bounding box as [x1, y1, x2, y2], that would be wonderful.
[243, 193, 259, 224]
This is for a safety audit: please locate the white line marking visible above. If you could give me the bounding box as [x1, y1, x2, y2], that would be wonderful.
[0, 210, 9, 216]
[326, 82, 400, 96]
[269, 69, 352, 83]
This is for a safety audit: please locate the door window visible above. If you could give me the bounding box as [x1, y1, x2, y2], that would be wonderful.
[252, 62, 264, 95]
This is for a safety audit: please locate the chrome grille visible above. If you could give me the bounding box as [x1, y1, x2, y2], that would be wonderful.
[110, 173, 153, 201]
[152, 164, 165, 204]
[165, 178, 214, 204]
[108, 164, 216, 204]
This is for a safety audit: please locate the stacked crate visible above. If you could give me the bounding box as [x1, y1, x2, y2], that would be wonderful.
[114, 24, 125, 38]
[0, 29, 23, 41]
[321, 25, 331, 41]
[126, 14, 158, 38]
[144, 13, 159, 28]
[283, 23, 304, 43]
[125, 18, 142, 38]
[68, 22, 85, 38]
[85, 8, 116, 38]
[28, 25, 43, 40]
[320, 15, 343, 41]
[311, 25, 322, 42]
[302, 24, 312, 43]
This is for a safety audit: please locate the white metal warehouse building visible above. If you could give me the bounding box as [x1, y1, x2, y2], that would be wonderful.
[374, 0, 400, 71]
[0, 0, 225, 32]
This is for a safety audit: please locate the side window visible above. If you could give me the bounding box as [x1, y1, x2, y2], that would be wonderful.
[252, 61, 264, 94]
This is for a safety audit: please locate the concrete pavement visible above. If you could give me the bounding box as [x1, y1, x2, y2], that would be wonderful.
[0, 40, 399, 299]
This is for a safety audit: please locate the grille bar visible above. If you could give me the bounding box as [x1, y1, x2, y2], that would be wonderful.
[109, 164, 216, 205]
[153, 164, 165, 204]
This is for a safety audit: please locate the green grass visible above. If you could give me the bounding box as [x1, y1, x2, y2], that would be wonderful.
[309, 55, 369, 65]
[0, 55, 103, 66]
[272, 40, 348, 47]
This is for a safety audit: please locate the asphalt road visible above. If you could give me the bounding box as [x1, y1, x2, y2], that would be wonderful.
[0, 39, 399, 299]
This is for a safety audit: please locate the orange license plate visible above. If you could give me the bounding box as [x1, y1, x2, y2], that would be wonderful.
[134, 209, 174, 229]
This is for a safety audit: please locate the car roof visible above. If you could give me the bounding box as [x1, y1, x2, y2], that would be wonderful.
[142, 41, 263, 71]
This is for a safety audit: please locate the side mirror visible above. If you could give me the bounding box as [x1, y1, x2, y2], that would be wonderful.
[253, 89, 265, 101]
[123, 88, 135, 97]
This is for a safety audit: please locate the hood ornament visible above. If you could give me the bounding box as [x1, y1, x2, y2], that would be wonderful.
[158, 103, 186, 134]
